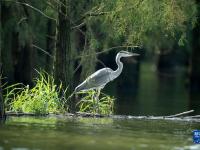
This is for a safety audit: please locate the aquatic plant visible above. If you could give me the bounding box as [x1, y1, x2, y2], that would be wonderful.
[4, 71, 66, 115]
[76, 90, 114, 115]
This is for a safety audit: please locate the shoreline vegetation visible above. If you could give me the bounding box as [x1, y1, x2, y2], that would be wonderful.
[2, 71, 199, 121]
[3, 71, 115, 116]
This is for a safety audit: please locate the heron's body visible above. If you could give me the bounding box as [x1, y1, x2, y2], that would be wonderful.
[75, 68, 114, 92]
[75, 51, 139, 93]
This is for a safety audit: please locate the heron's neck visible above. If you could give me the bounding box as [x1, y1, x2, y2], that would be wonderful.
[113, 54, 123, 79]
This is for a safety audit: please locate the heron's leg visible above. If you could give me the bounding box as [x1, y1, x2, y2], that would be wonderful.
[93, 89, 98, 114]
[92, 90, 96, 114]
[96, 88, 101, 114]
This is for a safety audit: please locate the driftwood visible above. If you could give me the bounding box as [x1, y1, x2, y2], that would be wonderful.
[164, 110, 194, 118]
[5, 110, 200, 122]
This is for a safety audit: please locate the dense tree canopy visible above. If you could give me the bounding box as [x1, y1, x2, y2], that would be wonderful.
[83, 0, 197, 51]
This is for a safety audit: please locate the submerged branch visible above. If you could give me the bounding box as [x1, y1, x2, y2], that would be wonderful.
[6, 110, 200, 122]
[164, 110, 194, 118]
[186, 115, 200, 118]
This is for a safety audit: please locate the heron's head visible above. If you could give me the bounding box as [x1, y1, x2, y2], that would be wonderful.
[118, 51, 139, 57]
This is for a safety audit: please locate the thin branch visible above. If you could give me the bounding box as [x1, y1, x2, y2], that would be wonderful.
[84, 12, 109, 18]
[73, 12, 108, 28]
[75, 45, 141, 60]
[46, 34, 56, 40]
[17, 17, 27, 25]
[52, 0, 68, 10]
[71, 21, 86, 29]
[3, 0, 57, 21]
[73, 0, 144, 27]
[32, 44, 53, 58]
[165, 110, 194, 118]
[97, 59, 108, 68]
[73, 58, 108, 75]
[4, 0, 86, 36]
[73, 3, 106, 24]
[72, 45, 140, 75]
[73, 30, 89, 74]
[73, 61, 82, 75]
[49, 0, 86, 35]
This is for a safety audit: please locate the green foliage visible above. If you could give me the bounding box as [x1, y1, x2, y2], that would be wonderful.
[76, 90, 114, 115]
[97, 0, 197, 50]
[4, 71, 66, 115]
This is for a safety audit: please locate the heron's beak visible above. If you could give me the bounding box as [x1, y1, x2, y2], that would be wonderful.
[129, 52, 140, 57]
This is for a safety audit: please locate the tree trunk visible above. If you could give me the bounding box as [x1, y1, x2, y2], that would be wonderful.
[1, 3, 15, 84]
[0, 0, 5, 120]
[0, 62, 4, 120]
[15, 4, 34, 86]
[20, 38, 34, 86]
[46, 19, 55, 74]
[189, 0, 200, 114]
[54, 0, 75, 112]
[55, 0, 74, 110]
[1, 2, 34, 86]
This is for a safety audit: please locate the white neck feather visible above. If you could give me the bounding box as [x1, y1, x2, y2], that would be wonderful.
[112, 53, 123, 80]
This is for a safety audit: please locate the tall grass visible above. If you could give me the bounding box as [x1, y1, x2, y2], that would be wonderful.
[76, 90, 115, 115]
[4, 71, 66, 115]
[3, 71, 115, 115]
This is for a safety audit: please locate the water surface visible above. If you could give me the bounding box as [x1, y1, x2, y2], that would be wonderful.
[0, 116, 199, 150]
[105, 62, 197, 115]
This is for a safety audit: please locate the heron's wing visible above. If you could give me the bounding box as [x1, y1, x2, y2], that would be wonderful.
[75, 68, 113, 92]
[88, 68, 114, 86]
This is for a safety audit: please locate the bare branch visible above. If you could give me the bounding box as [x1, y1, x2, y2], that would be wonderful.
[71, 21, 85, 29]
[3, 0, 57, 21]
[73, 12, 108, 28]
[32, 44, 53, 58]
[97, 59, 107, 68]
[17, 17, 27, 25]
[75, 45, 141, 60]
[52, 0, 68, 10]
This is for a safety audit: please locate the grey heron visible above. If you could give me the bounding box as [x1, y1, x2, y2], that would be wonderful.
[75, 51, 139, 112]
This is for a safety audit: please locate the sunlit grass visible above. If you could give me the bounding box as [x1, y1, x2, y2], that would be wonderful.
[4, 71, 66, 115]
[76, 90, 115, 115]
[3, 71, 115, 115]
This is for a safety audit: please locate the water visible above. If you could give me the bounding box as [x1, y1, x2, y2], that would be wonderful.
[105, 62, 198, 116]
[0, 116, 199, 150]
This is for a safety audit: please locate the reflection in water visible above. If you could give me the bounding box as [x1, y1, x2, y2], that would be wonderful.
[190, 92, 200, 114]
[105, 62, 200, 116]
[115, 58, 140, 115]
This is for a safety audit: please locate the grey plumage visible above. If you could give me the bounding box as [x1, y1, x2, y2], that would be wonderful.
[75, 68, 113, 92]
[75, 51, 139, 93]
